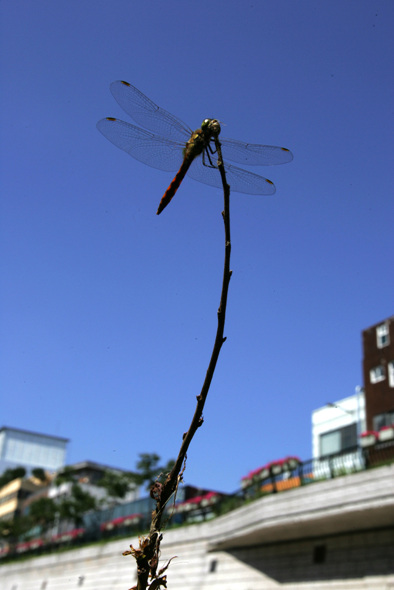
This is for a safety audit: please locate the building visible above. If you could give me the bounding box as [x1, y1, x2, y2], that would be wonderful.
[0, 427, 68, 476]
[0, 477, 47, 521]
[311, 314, 394, 459]
[362, 315, 394, 431]
[311, 390, 365, 460]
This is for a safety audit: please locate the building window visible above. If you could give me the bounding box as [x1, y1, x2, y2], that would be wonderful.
[370, 365, 386, 384]
[313, 544, 326, 564]
[376, 323, 390, 348]
[388, 362, 394, 388]
[209, 559, 218, 573]
[320, 423, 357, 456]
[373, 411, 394, 431]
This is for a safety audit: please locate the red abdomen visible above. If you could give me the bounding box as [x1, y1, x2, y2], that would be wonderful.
[156, 158, 192, 215]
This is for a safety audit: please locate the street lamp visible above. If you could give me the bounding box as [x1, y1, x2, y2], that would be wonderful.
[326, 386, 364, 446]
[326, 402, 355, 416]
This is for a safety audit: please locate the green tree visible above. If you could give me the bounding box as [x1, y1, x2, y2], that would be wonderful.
[29, 497, 58, 534]
[54, 466, 75, 486]
[31, 468, 47, 482]
[0, 516, 31, 554]
[96, 470, 137, 500]
[0, 467, 26, 488]
[58, 484, 96, 528]
[135, 453, 175, 491]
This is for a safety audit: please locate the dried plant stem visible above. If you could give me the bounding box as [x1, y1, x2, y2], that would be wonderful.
[131, 138, 231, 590]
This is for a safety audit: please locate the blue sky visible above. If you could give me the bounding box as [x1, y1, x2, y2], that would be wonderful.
[1, 1, 393, 493]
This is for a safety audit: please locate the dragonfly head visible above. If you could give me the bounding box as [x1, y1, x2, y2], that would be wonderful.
[201, 118, 221, 137]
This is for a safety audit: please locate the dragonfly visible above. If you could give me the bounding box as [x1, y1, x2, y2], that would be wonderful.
[97, 81, 293, 214]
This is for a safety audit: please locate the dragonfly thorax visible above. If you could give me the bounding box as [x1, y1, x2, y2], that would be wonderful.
[183, 119, 221, 160]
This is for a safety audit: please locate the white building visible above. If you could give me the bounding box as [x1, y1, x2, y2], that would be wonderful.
[311, 390, 366, 478]
[0, 426, 68, 475]
[311, 389, 366, 460]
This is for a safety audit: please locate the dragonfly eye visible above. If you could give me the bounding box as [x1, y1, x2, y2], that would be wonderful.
[209, 119, 221, 136]
[201, 118, 221, 136]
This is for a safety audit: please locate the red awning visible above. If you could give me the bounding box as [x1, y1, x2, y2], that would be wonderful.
[100, 513, 142, 531]
[52, 528, 85, 543]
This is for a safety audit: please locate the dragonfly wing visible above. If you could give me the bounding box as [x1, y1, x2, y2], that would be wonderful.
[187, 158, 276, 195]
[220, 138, 293, 166]
[110, 81, 192, 143]
[97, 118, 184, 172]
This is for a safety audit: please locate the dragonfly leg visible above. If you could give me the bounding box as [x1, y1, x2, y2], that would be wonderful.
[202, 145, 218, 169]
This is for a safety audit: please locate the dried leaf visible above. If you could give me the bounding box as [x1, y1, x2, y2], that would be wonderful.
[148, 576, 167, 589]
[158, 556, 177, 576]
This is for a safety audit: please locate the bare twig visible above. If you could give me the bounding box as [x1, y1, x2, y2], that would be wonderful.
[129, 134, 231, 590]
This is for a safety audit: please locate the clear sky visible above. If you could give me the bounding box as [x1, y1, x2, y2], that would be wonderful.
[1, 1, 393, 493]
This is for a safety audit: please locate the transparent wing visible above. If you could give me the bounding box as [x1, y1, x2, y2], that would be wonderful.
[187, 158, 276, 195]
[109, 81, 192, 142]
[104, 82, 293, 168]
[97, 117, 278, 194]
[97, 118, 185, 172]
[220, 138, 293, 166]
